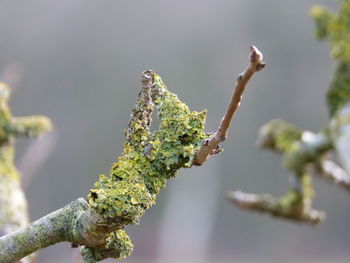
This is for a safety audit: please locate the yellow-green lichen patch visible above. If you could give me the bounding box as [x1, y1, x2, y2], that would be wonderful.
[105, 229, 134, 260]
[257, 119, 302, 153]
[0, 82, 52, 181]
[9, 116, 52, 138]
[88, 174, 153, 224]
[282, 143, 306, 173]
[311, 0, 350, 115]
[328, 62, 350, 116]
[88, 71, 208, 228]
[278, 190, 302, 211]
[301, 172, 314, 200]
[310, 5, 333, 41]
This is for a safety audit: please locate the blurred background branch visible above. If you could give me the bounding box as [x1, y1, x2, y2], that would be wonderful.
[227, 0, 350, 226]
[0, 82, 52, 263]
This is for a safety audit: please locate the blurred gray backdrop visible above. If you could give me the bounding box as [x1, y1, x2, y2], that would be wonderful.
[0, 0, 348, 262]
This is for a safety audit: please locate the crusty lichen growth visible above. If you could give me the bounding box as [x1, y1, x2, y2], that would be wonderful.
[105, 229, 133, 260]
[87, 70, 208, 260]
[311, 1, 350, 116]
[79, 229, 134, 262]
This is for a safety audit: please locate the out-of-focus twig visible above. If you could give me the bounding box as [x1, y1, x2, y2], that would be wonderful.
[225, 191, 325, 225]
[317, 159, 350, 190]
[0, 83, 52, 263]
[20, 132, 57, 190]
[227, 121, 332, 225]
[330, 102, 350, 175]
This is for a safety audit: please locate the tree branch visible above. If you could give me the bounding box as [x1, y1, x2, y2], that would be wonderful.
[0, 199, 84, 263]
[0, 69, 212, 262]
[0, 82, 53, 263]
[330, 102, 350, 175]
[225, 191, 325, 225]
[0, 198, 127, 263]
[194, 46, 265, 165]
[312, 158, 350, 191]
[0, 48, 267, 262]
[227, 120, 332, 225]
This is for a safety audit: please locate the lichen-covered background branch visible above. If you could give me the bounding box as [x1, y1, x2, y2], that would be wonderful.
[226, 0, 350, 226]
[0, 82, 52, 263]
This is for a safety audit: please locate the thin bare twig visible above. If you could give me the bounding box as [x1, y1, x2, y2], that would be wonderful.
[20, 132, 57, 190]
[194, 46, 265, 165]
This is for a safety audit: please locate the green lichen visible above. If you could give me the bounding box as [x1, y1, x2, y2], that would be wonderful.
[80, 228, 134, 262]
[311, 0, 350, 115]
[278, 171, 314, 217]
[283, 143, 307, 174]
[105, 229, 134, 260]
[0, 82, 52, 263]
[87, 71, 208, 258]
[300, 172, 314, 200]
[0, 82, 52, 180]
[257, 119, 302, 153]
[328, 62, 350, 116]
[279, 190, 302, 210]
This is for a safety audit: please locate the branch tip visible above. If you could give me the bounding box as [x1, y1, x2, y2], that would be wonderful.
[194, 46, 265, 165]
[250, 45, 263, 63]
